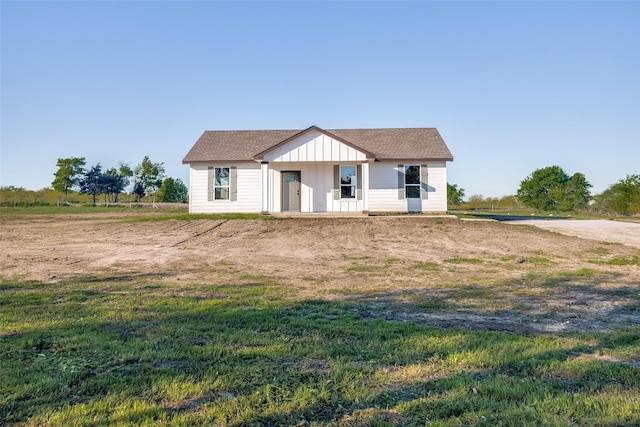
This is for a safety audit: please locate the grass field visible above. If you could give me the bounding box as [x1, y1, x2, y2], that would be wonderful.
[1, 208, 639, 426]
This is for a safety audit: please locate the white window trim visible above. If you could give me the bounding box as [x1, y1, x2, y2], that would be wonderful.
[214, 166, 231, 201]
[405, 165, 421, 199]
[340, 165, 357, 200]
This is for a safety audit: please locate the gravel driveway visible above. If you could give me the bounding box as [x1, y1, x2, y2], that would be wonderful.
[509, 219, 640, 248]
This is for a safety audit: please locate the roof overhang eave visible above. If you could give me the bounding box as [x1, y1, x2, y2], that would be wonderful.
[182, 159, 258, 165]
[375, 157, 454, 162]
[253, 154, 378, 161]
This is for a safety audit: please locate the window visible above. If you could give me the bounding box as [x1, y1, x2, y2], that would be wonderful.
[214, 167, 230, 200]
[405, 165, 420, 198]
[340, 165, 356, 198]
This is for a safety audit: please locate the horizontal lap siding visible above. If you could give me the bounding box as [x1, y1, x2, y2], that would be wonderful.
[426, 163, 447, 212]
[368, 162, 447, 212]
[188, 161, 448, 214]
[189, 164, 262, 213]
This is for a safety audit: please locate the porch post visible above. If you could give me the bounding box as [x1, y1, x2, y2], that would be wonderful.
[362, 161, 370, 214]
[261, 161, 269, 214]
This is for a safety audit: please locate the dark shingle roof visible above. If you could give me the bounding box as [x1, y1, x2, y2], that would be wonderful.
[329, 128, 453, 160]
[182, 126, 453, 163]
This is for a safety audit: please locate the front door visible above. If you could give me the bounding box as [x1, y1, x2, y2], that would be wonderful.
[282, 171, 301, 211]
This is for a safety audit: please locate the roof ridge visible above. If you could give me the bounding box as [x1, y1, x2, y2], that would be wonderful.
[203, 129, 301, 132]
[329, 127, 437, 129]
[202, 127, 439, 133]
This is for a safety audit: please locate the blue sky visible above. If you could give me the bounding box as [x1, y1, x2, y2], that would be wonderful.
[1, 1, 638, 198]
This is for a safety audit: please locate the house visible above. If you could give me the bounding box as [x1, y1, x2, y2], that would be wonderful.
[182, 125, 453, 214]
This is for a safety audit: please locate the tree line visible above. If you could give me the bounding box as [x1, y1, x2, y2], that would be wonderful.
[448, 165, 640, 216]
[52, 156, 187, 204]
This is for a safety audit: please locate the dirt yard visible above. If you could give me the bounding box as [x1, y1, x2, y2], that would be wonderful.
[508, 219, 640, 248]
[1, 213, 639, 334]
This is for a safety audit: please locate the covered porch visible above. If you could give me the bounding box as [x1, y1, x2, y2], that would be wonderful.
[255, 126, 373, 214]
[260, 161, 371, 214]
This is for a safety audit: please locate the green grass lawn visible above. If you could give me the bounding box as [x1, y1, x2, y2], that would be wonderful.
[0, 205, 278, 223]
[2, 275, 638, 426]
[0, 204, 188, 217]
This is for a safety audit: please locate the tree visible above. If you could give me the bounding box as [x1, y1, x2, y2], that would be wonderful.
[467, 194, 484, 203]
[517, 165, 591, 212]
[447, 183, 465, 208]
[78, 163, 104, 204]
[156, 177, 188, 203]
[559, 172, 592, 212]
[52, 157, 86, 203]
[595, 175, 640, 215]
[132, 182, 146, 202]
[102, 163, 133, 202]
[133, 156, 165, 199]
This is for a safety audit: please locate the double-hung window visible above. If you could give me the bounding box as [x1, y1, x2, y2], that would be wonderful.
[340, 166, 356, 199]
[214, 167, 230, 200]
[405, 165, 421, 198]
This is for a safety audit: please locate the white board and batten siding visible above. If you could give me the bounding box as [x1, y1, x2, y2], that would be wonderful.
[263, 130, 367, 163]
[188, 164, 261, 213]
[368, 162, 447, 213]
[267, 163, 362, 213]
[262, 130, 368, 213]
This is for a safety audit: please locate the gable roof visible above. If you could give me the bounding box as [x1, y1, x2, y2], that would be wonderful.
[182, 126, 453, 163]
[252, 126, 377, 160]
